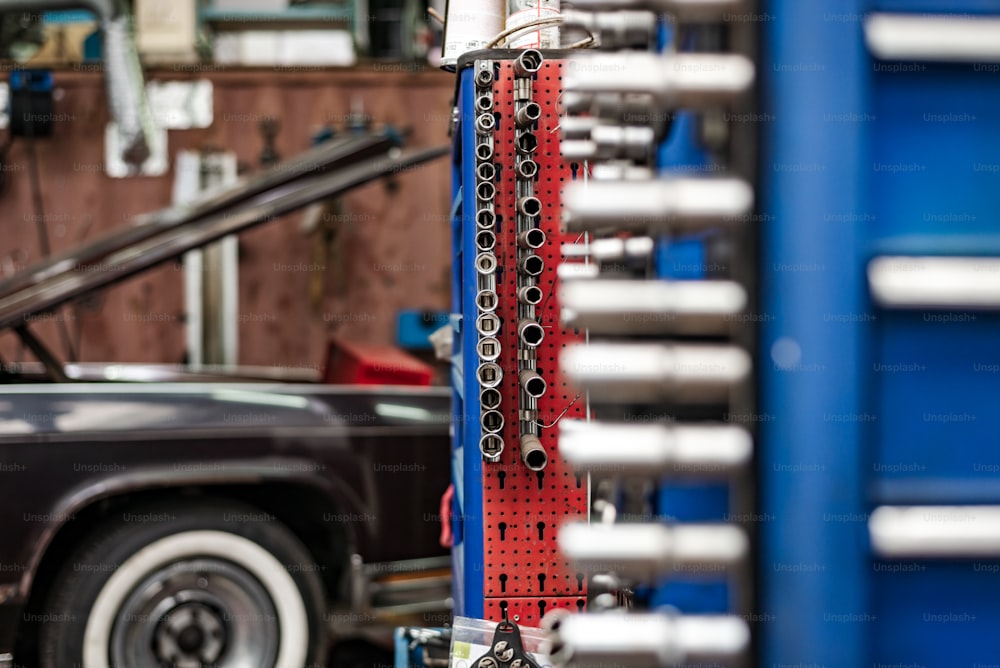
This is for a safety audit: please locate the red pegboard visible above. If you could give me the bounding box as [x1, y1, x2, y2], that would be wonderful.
[485, 596, 587, 628]
[480, 57, 588, 616]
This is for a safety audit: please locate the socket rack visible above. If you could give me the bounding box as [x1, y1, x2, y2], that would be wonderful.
[450, 49, 588, 626]
[543, 1, 760, 667]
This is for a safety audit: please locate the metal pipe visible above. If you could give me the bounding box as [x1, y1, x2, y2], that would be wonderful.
[562, 177, 754, 233]
[518, 254, 545, 277]
[562, 343, 751, 404]
[519, 369, 547, 398]
[517, 285, 543, 305]
[520, 434, 548, 470]
[516, 159, 538, 179]
[517, 228, 546, 249]
[513, 48, 543, 77]
[518, 319, 545, 347]
[544, 612, 750, 668]
[476, 361, 504, 388]
[560, 279, 747, 335]
[559, 522, 748, 581]
[515, 101, 542, 128]
[558, 420, 751, 477]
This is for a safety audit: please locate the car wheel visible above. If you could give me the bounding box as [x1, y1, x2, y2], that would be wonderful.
[38, 499, 327, 668]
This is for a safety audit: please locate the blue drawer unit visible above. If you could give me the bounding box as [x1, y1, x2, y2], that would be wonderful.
[761, 1, 1000, 666]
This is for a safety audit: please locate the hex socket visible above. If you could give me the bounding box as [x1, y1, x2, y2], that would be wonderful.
[517, 196, 542, 217]
[476, 94, 493, 112]
[476, 113, 496, 134]
[477, 336, 501, 361]
[516, 159, 538, 179]
[476, 230, 496, 252]
[476, 142, 494, 161]
[518, 285, 543, 305]
[477, 361, 504, 388]
[477, 162, 496, 182]
[516, 133, 538, 154]
[480, 433, 504, 459]
[475, 68, 494, 88]
[518, 254, 545, 277]
[515, 102, 542, 128]
[514, 49, 543, 77]
[476, 289, 499, 312]
[476, 312, 501, 336]
[517, 228, 546, 249]
[476, 208, 496, 229]
[520, 433, 548, 470]
[475, 253, 497, 275]
[518, 319, 545, 347]
[481, 387, 502, 410]
[520, 369, 547, 398]
[476, 181, 496, 202]
[481, 409, 505, 434]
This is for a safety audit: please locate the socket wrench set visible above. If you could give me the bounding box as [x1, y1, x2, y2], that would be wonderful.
[451, 49, 589, 626]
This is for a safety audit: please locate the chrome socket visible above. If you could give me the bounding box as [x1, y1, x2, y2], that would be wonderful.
[480, 433, 504, 460]
[517, 228, 546, 249]
[476, 113, 497, 134]
[517, 196, 542, 217]
[518, 319, 545, 347]
[518, 254, 545, 277]
[476, 94, 494, 112]
[519, 369, 547, 398]
[517, 285, 544, 305]
[513, 48, 543, 77]
[481, 409, 505, 434]
[481, 387, 502, 410]
[476, 361, 504, 388]
[520, 434, 548, 471]
[476, 142, 494, 161]
[476, 289, 499, 312]
[475, 253, 498, 275]
[475, 229, 497, 252]
[476, 180, 496, 202]
[515, 101, 542, 128]
[515, 132, 538, 155]
[516, 159, 538, 179]
[477, 161, 496, 182]
[476, 312, 501, 336]
[476, 208, 496, 229]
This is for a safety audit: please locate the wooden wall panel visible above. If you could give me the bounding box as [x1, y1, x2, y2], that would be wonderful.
[0, 67, 454, 371]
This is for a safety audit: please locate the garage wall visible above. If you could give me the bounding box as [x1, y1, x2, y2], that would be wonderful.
[0, 67, 455, 371]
